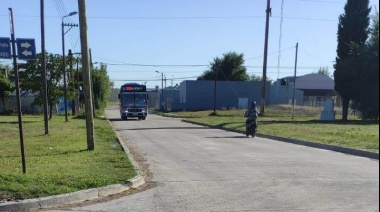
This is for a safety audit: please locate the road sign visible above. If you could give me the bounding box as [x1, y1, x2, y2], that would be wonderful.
[16, 38, 36, 60]
[0, 37, 11, 59]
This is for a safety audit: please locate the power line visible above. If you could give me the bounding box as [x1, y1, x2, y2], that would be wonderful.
[0, 14, 341, 22]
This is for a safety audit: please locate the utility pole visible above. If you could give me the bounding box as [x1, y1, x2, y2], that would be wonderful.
[260, 0, 271, 115]
[78, 0, 95, 150]
[291, 42, 299, 120]
[161, 73, 164, 111]
[9, 8, 26, 174]
[89, 48, 96, 117]
[62, 13, 78, 122]
[164, 75, 167, 111]
[213, 68, 219, 114]
[69, 49, 75, 116]
[40, 0, 49, 134]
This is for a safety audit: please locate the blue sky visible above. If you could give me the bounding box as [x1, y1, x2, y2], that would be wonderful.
[0, 0, 379, 89]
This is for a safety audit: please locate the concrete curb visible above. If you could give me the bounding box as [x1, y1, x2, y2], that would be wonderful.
[182, 120, 379, 160]
[0, 120, 145, 212]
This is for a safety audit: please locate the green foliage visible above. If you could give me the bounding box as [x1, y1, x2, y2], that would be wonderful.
[248, 74, 262, 82]
[317, 66, 331, 77]
[18, 53, 63, 118]
[351, 11, 379, 120]
[334, 0, 371, 121]
[0, 74, 15, 112]
[92, 63, 112, 113]
[248, 74, 273, 84]
[197, 51, 249, 81]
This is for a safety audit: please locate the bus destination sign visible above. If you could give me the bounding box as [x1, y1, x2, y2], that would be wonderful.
[121, 85, 146, 92]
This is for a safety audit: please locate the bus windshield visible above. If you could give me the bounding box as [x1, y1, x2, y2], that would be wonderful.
[121, 93, 147, 107]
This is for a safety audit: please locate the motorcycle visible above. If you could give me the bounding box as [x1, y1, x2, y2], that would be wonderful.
[244, 112, 257, 138]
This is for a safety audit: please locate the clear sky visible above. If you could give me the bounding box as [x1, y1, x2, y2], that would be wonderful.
[0, 0, 379, 89]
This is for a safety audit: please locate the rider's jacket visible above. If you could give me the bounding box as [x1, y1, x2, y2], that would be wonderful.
[246, 106, 259, 119]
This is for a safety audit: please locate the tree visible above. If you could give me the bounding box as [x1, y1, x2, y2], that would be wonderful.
[92, 63, 112, 113]
[248, 74, 273, 84]
[0, 74, 15, 113]
[198, 52, 249, 81]
[317, 66, 331, 77]
[351, 11, 379, 120]
[18, 53, 63, 119]
[333, 0, 371, 121]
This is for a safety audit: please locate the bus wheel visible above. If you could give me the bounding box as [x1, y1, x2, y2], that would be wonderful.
[142, 117, 146, 120]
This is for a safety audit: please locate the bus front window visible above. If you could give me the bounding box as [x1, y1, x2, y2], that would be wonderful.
[121, 94, 134, 107]
[121, 93, 147, 107]
[135, 94, 147, 106]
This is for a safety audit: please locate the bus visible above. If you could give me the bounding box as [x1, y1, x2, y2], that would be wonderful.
[118, 83, 148, 120]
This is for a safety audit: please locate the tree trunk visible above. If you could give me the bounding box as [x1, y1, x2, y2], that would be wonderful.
[1, 96, 6, 112]
[49, 104, 53, 120]
[342, 97, 350, 121]
[72, 99, 76, 116]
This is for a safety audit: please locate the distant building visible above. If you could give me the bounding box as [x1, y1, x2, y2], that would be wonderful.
[151, 74, 338, 111]
[273, 73, 336, 107]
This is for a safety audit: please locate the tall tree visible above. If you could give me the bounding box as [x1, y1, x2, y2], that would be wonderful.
[92, 63, 112, 113]
[352, 11, 379, 120]
[334, 0, 371, 121]
[317, 66, 331, 77]
[0, 74, 15, 113]
[248, 74, 273, 84]
[19, 53, 63, 119]
[198, 52, 249, 81]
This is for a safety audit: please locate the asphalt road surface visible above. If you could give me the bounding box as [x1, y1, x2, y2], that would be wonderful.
[53, 106, 379, 212]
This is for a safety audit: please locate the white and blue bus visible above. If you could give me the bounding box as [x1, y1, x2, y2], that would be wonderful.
[118, 83, 148, 120]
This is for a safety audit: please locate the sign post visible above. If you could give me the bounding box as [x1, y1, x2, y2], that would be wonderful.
[0, 37, 11, 59]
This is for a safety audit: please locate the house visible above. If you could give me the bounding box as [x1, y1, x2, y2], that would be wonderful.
[274, 74, 336, 106]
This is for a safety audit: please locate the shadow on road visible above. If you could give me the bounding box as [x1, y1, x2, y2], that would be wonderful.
[205, 135, 248, 139]
[116, 126, 208, 131]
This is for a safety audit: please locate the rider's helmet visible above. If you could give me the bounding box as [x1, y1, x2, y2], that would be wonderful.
[251, 101, 256, 108]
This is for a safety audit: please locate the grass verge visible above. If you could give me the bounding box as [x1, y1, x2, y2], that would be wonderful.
[0, 115, 136, 202]
[159, 105, 379, 153]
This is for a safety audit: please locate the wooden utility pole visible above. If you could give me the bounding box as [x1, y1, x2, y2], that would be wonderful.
[89, 48, 96, 117]
[9, 8, 26, 174]
[69, 49, 75, 116]
[260, 0, 271, 115]
[291, 43, 299, 120]
[40, 0, 49, 134]
[78, 0, 95, 150]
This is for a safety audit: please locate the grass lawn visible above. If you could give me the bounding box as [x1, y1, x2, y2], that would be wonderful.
[159, 105, 379, 153]
[0, 114, 136, 202]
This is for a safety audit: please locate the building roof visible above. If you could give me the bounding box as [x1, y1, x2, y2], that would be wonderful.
[280, 73, 334, 90]
[296, 74, 334, 90]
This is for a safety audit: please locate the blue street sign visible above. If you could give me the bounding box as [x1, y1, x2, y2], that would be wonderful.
[16, 38, 36, 60]
[0, 37, 11, 59]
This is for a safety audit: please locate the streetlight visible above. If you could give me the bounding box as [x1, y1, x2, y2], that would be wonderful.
[155, 71, 165, 111]
[61, 11, 78, 122]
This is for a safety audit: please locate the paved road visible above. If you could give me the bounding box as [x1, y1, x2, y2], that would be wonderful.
[59, 107, 379, 211]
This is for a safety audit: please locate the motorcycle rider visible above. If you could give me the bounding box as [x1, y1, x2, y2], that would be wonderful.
[245, 101, 259, 128]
